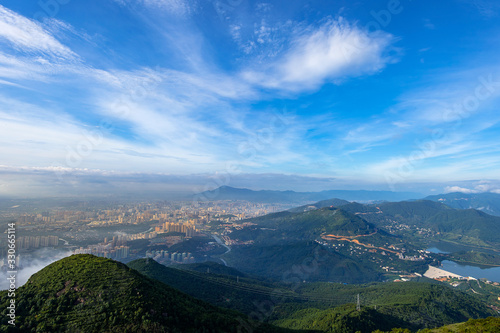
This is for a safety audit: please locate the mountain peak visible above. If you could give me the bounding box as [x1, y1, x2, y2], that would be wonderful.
[0, 254, 283, 332]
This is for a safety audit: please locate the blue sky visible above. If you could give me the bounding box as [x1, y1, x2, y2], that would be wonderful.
[1, 0, 500, 197]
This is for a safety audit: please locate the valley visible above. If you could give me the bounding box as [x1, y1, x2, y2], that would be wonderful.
[2, 189, 500, 332]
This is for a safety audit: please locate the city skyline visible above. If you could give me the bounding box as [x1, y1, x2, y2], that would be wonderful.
[1, 0, 500, 197]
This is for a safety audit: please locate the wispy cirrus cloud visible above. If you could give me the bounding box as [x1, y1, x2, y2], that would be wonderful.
[0, 5, 76, 59]
[114, 0, 194, 16]
[0, 5, 86, 86]
[342, 66, 500, 150]
[460, 0, 500, 17]
[396, 69, 500, 125]
[0, 3, 257, 171]
[334, 63, 500, 187]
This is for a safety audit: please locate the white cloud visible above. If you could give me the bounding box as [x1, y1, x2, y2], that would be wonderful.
[444, 186, 478, 193]
[230, 16, 291, 57]
[444, 181, 500, 194]
[0, 4, 258, 171]
[242, 18, 398, 91]
[0, 5, 76, 59]
[0, 51, 62, 82]
[0, 6, 86, 85]
[144, 0, 193, 15]
[230, 24, 242, 42]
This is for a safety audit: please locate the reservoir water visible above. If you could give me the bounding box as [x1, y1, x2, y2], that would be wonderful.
[427, 245, 500, 283]
[426, 247, 449, 254]
[440, 260, 500, 283]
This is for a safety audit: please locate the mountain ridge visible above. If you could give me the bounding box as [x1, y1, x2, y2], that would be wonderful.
[424, 192, 500, 216]
[0, 254, 291, 333]
[194, 186, 423, 203]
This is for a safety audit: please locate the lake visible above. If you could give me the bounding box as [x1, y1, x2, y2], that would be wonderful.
[427, 245, 500, 282]
[440, 260, 500, 283]
[426, 247, 449, 254]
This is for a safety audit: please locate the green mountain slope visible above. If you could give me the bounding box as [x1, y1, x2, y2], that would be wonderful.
[288, 282, 495, 331]
[244, 207, 376, 240]
[419, 317, 500, 333]
[274, 304, 408, 333]
[173, 261, 248, 276]
[129, 258, 495, 332]
[0, 255, 291, 333]
[127, 259, 496, 332]
[426, 209, 500, 245]
[341, 200, 500, 248]
[448, 251, 500, 266]
[222, 206, 414, 283]
[379, 201, 452, 220]
[224, 241, 382, 283]
[128, 258, 275, 315]
[288, 198, 350, 213]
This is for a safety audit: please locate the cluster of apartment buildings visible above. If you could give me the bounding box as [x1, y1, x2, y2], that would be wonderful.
[74, 244, 130, 260]
[17, 236, 60, 249]
[145, 250, 195, 264]
[13, 200, 292, 228]
[154, 221, 197, 237]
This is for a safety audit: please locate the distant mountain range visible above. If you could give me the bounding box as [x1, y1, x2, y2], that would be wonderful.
[195, 186, 423, 203]
[196, 186, 500, 218]
[424, 192, 500, 216]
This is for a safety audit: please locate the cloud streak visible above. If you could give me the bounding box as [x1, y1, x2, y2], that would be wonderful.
[0, 5, 76, 59]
